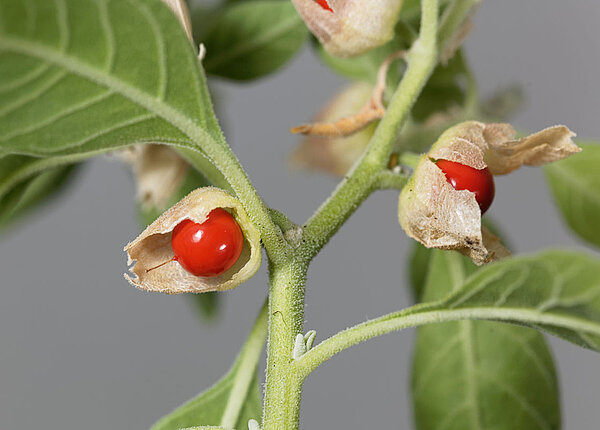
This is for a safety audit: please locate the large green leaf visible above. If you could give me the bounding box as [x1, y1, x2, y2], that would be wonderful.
[0, 0, 225, 159]
[412, 250, 560, 430]
[202, 0, 308, 81]
[406, 251, 600, 352]
[152, 304, 268, 430]
[545, 143, 600, 249]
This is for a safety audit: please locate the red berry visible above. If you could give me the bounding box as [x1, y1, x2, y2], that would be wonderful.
[435, 159, 495, 214]
[171, 209, 244, 277]
[315, 0, 333, 12]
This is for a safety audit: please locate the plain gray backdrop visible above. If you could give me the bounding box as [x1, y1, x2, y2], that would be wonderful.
[1, 0, 599, 428]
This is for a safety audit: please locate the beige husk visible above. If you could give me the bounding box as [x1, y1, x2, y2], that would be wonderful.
[291, 0, 403, 57]
[124, 187, 262, 294]
[119, 145, 188, 210]
[399, 121, 580, 265]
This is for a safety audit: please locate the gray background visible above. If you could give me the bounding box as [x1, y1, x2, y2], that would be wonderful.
[1, 0, 599, 428]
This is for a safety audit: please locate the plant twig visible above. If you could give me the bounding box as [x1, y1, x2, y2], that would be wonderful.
[298, 0, 440, 263]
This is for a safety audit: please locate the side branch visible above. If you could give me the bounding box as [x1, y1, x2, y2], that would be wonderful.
[298, 0, 440, 262]
[292, 306, 600, 380]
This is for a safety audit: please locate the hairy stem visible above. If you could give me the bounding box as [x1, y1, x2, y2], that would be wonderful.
[261, 1, 441, 428]
[299, 0, 440, 263]
[293, 305, 599, 380]
[262, 260, 307, 430]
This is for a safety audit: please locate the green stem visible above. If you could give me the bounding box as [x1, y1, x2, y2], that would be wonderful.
[220, 300, 269, 429]
[182, 143, 293, 266]
[299, 0, 440, 263]
[262, 259, 307, 430]
[294, 305, 596, 380]
[375, 170, 410, 190]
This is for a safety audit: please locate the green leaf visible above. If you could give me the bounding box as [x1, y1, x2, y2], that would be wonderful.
[408, 242, 433, 302]
[202, 0, 308, 81]
[151, 304, 268, 430]
[411, 49, 468, 122]
[412, 251, 560, 430]
[0, 0, 225, 158]
[412, 250, 600, 352]
[152, 369, 261, 430]
[0, 154, 79, 230]
[407, 217, 509, 302]
[545, 143, 600, 249]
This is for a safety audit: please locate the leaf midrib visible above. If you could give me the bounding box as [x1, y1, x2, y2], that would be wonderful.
[0, 35, 217, 154]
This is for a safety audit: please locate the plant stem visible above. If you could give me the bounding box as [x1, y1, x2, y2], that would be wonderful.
[376, 170, 410, 190]
[294, 305, 600, 380]
[260, 1, 440, 428]
[262, 259, 307, 430]
[220, 300, 269, 429]
[299, 0, 440, 263]
[180, 143, 292, 267]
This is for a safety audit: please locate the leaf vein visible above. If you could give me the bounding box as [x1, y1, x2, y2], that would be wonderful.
[54, 0, 69, 52]
[0, 36, 216, 154]
[0, 90, 115, 141]
[477, 371, 552, 430]
[493, 327, 555, 389]
[413, 334, 461, 398]
[94, 0, 115, 72]
[0, 69, 67, 118]
[127, 0, 167, 100]
[0, 62, 51, 93]
[36, 113, 157, 153]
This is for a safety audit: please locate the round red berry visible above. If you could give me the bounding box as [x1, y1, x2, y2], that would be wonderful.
[315, 0, 333, 12]
[171, 208, 244, 277]
[435, 159, 495, 214]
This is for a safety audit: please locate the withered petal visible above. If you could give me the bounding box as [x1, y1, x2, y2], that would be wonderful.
[119, 144, 188, 211]
[483, 124, 580, 175]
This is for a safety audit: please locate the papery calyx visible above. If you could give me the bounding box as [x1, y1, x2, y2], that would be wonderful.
[291, 0, 403, 57]
[125, 187, 262, 294]
[399, 121, 580, 265]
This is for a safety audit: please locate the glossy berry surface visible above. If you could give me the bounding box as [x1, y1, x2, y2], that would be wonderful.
[171, 209, 244, 277]
[436, 159, 495, 214]
[315, 0, 333, 12]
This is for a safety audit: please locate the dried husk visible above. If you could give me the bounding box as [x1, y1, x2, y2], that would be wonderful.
[291, 82, 375, 175]
[399, 121, 580, 265]
[125, 187, 262, 294]
[291, 0, 403, 57]
[161, 0, 194, 43]
[119, 144, 188, 210]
